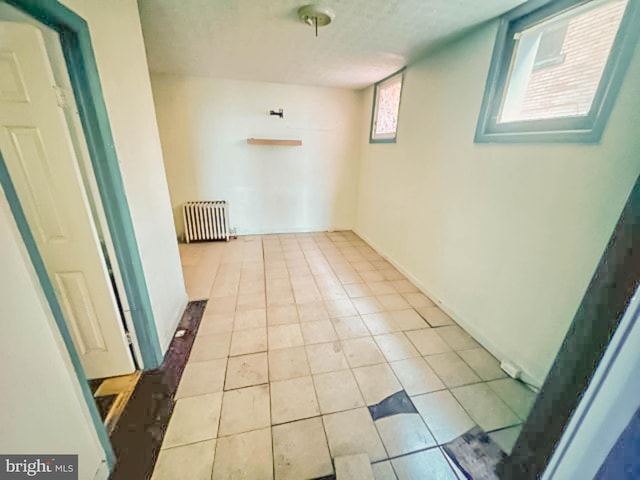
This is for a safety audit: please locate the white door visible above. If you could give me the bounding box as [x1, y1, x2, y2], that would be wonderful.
[0, 22, 134, 379]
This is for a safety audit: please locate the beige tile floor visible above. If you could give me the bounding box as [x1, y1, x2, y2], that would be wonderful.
[152, 231, 536, 480]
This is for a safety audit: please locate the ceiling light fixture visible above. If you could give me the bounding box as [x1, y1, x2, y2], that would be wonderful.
[298, 5, 335, 37]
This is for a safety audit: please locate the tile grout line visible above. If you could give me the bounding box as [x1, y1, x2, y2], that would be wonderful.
[260, 235, 278, 480]
[212, 241, 241, 472]
[293, 234, 336, 477]
[315, 234, 393, 469]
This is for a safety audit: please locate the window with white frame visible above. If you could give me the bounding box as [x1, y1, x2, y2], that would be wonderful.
[370, 70, 404, 143]
[475, 0, 639, 143]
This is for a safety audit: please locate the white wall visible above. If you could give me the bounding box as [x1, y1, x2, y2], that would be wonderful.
[0, 189, 108, 480]
[60, 0, 187, 353]
[150, 75, 362, 236]
[355, 21, 640, 386]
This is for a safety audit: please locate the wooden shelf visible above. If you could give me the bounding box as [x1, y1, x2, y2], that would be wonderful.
[247, 138, 302, 146]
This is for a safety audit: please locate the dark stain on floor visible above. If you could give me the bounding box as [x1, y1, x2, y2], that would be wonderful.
[368, 390, 418, 421]
[443, 426, 504, 480]
[108, 300, 206, 480]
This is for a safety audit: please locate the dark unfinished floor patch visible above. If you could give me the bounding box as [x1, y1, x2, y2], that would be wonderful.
[368, 390, 418, 421]
[95, 394, 117, 420]
[89, 378, 103, 394]
[109, 300, 206, 480]
[443, 426, 504, 480]
[92, 372, 141, 433]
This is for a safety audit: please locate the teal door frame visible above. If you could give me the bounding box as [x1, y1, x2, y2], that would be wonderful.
[0, 0, 165, 471]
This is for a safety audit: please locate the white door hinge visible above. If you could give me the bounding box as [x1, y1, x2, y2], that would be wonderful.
[53, 85, 77, 111]
[125, 332, 133, 345]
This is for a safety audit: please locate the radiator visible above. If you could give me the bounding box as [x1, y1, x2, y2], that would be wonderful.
[183, 201, 230, 243]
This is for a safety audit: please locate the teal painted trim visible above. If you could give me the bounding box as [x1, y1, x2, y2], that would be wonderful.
[5, 0, 164, 367]
[475, 0, 640, 144]
[0, 152, 115, 470]
[369, 67, 406, 144]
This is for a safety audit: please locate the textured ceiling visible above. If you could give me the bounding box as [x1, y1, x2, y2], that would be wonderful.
[137, 0, 526, 89]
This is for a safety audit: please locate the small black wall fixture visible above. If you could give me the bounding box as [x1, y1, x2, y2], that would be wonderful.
[269, 108, 284, 118]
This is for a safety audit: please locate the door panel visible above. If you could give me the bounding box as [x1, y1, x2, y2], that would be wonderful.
[0, 51, 29, 102]
[7, 126, 66, 241]
[54, 271, 108, 355]
[0, 21, 134, 379]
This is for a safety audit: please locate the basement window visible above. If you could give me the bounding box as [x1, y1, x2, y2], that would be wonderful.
[370, 70, 404, 143]
[475, 0, 639, 143]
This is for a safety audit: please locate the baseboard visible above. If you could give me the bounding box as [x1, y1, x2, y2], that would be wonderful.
[160, 294, 189, 354]
[177, 225, 356, 242]
[353, 227, 544, 389]
[233, 225, 353, 236]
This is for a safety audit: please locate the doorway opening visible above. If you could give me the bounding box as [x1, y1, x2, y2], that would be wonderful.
[0, 3, 143, 445]
[0, 8, 137, 374]
[0, 0, 165, 471]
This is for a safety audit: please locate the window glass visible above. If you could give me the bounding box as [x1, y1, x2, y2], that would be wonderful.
[371, 72, 403, 142]
[499, 0, 628, 124]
